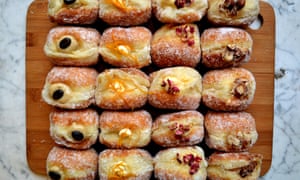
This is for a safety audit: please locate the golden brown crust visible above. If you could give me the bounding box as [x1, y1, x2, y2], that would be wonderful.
[207, 0, 260, 26]
[49, 109, 99, 150]
[202, 67, 256, 111]
[48, 0, 99, 24]
[41, 67, 98, 109]
[151, 24, 201, 68]
[98, 149, 153, 180]
[152, 110, 204, 147]
[44, 26, 101, 66]
[148, 67, 202, 110]
[201, 27, 253, 68]
[46, 146, 98, 180]
[99, 27, 152, 68]
[204, 111, 258, 152]
[207, 152, 263, 180]
[99, 0, 151, 26]
[95, 68, 150, 110]
[99, 110, 152, 148]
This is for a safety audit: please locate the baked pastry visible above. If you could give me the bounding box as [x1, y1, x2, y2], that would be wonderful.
[48, 0, 99, 24]
[99, 27, 152, 68]
[152, 110, 204, 147]
[202, 67, 256, 111]
[98, 149, 153, 180]
[148, 66, 202, 110]
[46, 146, 98, 180]
[152, 0, 208, 24]
[44, 26, 101, 66]
[99, 110, 152, 148]
[41, 66, 98, 109]
[201, 27, 253, 68]
[154, 146, 207, 180]
[95, 68, 150, 110]
[207, 0, 260, 26]
[49, 109, 99, 150]
[99, 0, 151, 26]
[151, 24, 201, 68]
[207, 152, 263, 180]
[204, 111, 258, 152]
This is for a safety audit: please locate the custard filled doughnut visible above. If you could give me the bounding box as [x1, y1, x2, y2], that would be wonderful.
[205, 111, 258, 152]
[202, 68, 256, 111]
[207, 0, 260, 26]
[99, 27, 152, 68]
[99, 0, 151, 26]
[98, 149, 153, 180]
[148, 67, 202, 110]
[42, 67, 98, 109]
[46, 146, 98, 180]
[152, 110, 204, 147]
[154, 146, 207, 180]
[152, 0, 208, 24]
[95, 68, 150, 110]
[201, 27, 253, 68]
[207, 152, 263, 180]
[44, 26, 101, 66]
[99, 110, 152, 149]
[151, 24, 201, 68]
[49, 109, 99, 150]
[48, 0, 99, 24]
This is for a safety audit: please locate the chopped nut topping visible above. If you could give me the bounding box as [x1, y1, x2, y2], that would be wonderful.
[168, 123, 190, 142]
[232, 78, 249, 99]
[220, 0, 246, 16]
[174, 0, 194, 9]
[161, 79, 180, 95]
[175, 25, 195, 46]
[223, 44, 246, 63]
[176, 153, 202, 175]
[239, 161, 257, 178]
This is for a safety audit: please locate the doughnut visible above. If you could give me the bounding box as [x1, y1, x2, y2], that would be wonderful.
[44, 26, 101, 66]
[41, 66, 98, 109]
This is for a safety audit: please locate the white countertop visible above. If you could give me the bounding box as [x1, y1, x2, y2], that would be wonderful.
[0, 0, 299, 179]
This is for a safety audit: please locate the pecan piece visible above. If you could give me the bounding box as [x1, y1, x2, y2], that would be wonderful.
[223, 44, 245, 63]
[232, 78, 249, 99]
[239, 161, 257, 178]
[175, 0, 194, 9]
[220, 0, 246, 16]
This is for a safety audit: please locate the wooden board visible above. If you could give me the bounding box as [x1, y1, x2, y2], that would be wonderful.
[26, 0, 275, 177]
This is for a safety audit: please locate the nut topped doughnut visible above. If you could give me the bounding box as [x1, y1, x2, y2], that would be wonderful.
[151, 24, 201, 68]
[148, 66, 202, 110]
[99, 0, 152, 26]
[46, 146, 98, 180]
[99, 110, 152, 149]
[41, 66, 98, 109]
[99, 27, 152, 68]
[44, 26, 101, 66]
[48, 0, 99, 24]
[152, 0, 208, 24]
[202, 67, 256, 111]
[95, 68, 150, 110]
[49, 109, 99, 150]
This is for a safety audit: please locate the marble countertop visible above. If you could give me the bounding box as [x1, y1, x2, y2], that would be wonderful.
[0, 0, 299, 179]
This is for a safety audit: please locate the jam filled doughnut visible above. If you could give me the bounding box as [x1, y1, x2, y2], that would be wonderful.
[202, 67, 256, 111]
[154, 146, 208, 180]
[46, 146, 98, 180]
[207, 0, 260, 26]
[152, 0, 208, 24]
[49, 109, 99, 150]
[99, 0, 152, 26]
[204, 111, 258, 152]
[95, 68, 150, 110]
[151, 24, 201, 68]
[148, 66, 202, 110]
[98, 149, 153, 180]
[41, 66, 98, 109]
[48, 0, 99, 24]
[152, 110, 204, 147]
[207, 152, 263, 180]
[201, 27, 253, 68]
[44, 26, 101, 66]
[99, 27, 152, 68]
[99, 110, 152, 149]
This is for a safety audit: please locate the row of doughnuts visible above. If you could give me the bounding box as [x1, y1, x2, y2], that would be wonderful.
[44, 25, 253, 69]
[48, 0, 259, 26]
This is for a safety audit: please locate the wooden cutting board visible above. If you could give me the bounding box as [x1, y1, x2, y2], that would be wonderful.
[26, 0, 275, 177]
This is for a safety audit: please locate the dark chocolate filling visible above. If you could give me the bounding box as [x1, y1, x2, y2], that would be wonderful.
[59, 37, 72, 49]
[71, 130, 84, 141]
[48, 171, 61, 180]
[52, 89, 64, 100]
[64, 0, 76, 5]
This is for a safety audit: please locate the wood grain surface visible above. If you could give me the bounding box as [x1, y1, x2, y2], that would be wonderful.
[26, 0, 275, 176]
